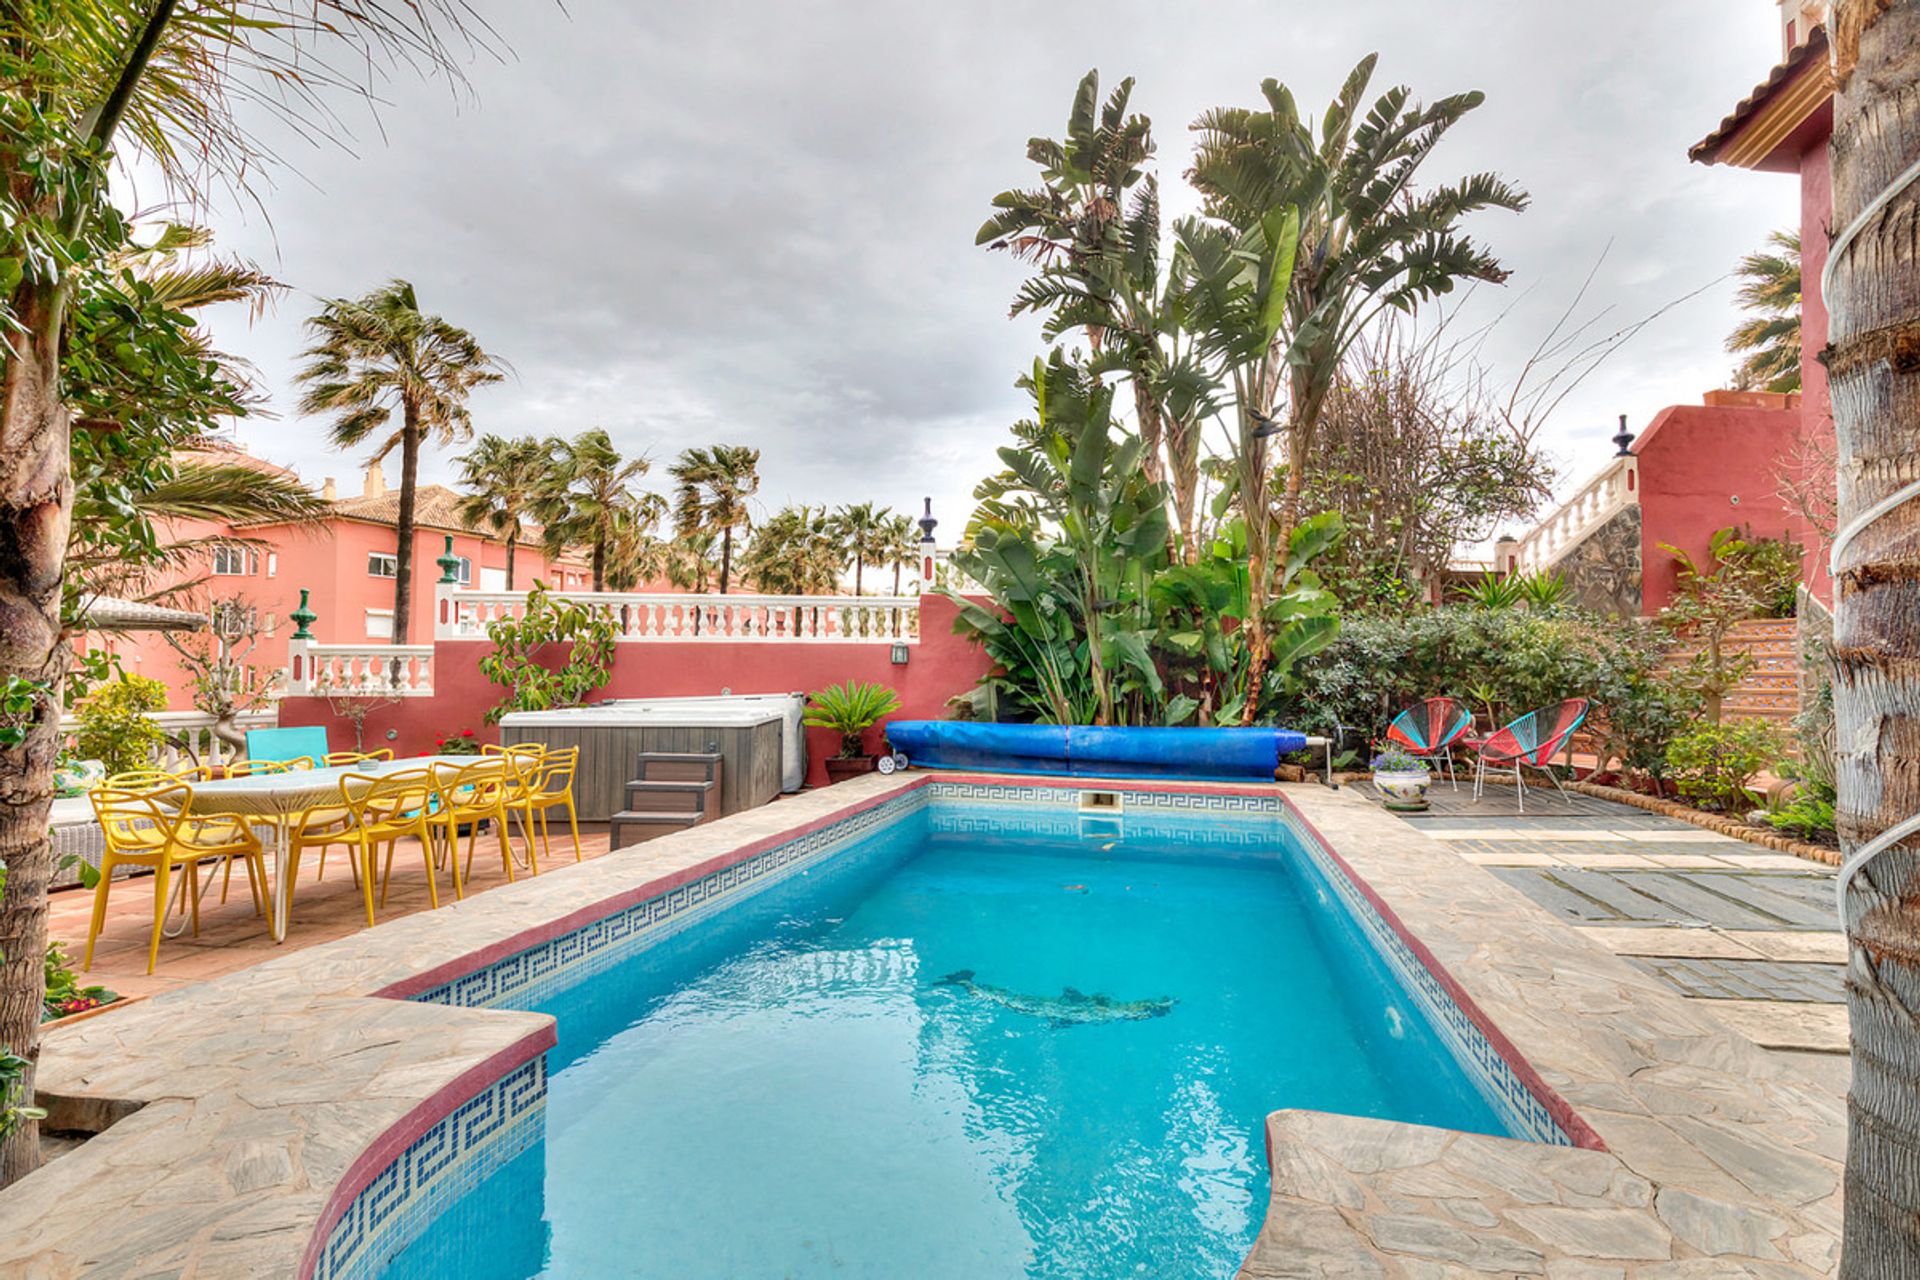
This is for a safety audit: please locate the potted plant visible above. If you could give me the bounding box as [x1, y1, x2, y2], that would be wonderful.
[805, 681, 903, 784]
[436, 728, 481, 756]
[1369, 745, 1433, 812]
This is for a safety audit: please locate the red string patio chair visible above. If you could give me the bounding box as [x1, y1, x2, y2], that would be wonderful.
[1466, 697, 1592, 813]
[1383, 696, 1476, 791]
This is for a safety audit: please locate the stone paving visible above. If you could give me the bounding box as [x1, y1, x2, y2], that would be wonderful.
[1385, 784, 1851, 1086]
[0, 774, 1851, 1277]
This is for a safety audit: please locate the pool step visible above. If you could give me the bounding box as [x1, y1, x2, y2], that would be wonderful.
[610, 752, 726, 850]
[609, 809, 705, 849]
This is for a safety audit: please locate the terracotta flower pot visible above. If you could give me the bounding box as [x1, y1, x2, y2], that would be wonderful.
[824, 756, 878, 784]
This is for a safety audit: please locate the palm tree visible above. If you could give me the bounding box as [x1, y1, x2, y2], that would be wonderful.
[978, 70, 1221, 556]
[603, 492, 671, 591]
[1726, 230, 1801, 393]
[830, 502, 894, 595]
[455, 434, 548, 591]
[0, 0, 492, 1192]
[1830, 3, 1920, 1270]
[743, 506, 844, 595]
[1182, 56, 1524, 715]
[294, 281, 503, 644]
[665, 530, 719, 594]
[882, 511, 920, 595]
[670, 445, 761, 593]
[536, 429, 652, 592]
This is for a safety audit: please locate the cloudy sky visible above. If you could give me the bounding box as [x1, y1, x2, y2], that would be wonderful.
[168, 0, 1797, 538]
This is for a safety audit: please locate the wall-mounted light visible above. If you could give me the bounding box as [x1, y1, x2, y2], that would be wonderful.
[891, 642, 909, 666]
[386, 729, 398, 741]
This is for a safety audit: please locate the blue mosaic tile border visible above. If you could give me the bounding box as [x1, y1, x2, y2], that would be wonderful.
[313, 1056, 547, 1280]
[414, 787, 930, 1012]
[928, 780, 1573, 1146]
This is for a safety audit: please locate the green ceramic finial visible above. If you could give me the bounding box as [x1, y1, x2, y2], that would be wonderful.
[436, 535, 462, 585]
[290, 589, 317, 640]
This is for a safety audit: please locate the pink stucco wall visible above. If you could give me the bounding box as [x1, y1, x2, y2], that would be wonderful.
[1634, 401, 1829, 613]
[1798, 139, 1833, 433]
[277, 594, 993, 788]
[92, 517, 596, 709]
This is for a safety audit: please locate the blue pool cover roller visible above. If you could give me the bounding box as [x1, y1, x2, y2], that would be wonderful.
[882, 721, 1306, 782]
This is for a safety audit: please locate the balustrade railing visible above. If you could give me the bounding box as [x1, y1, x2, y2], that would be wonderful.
[58, 708, 279, 771]
[1510, 456, 1639, 576]
[284, 641, 436, 698]
[435, 588, 920, 644]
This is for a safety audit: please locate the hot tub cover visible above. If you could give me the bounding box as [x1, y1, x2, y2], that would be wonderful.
[882, 721, 1306, 782]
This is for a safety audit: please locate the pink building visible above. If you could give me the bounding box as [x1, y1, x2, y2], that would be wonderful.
[1496, 5, 1834, 617]
[93, 444, 596, 709]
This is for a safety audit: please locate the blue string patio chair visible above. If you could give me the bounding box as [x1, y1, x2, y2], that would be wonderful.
[1466, 698, 1592, 813]
[1383, 696, 1476, 792]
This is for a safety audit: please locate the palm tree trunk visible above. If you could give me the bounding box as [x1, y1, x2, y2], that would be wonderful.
[591, 536, 606, 593]
[1832, 3, 1920, 1273]
[505, 525, 517, 592]
[1132, 378, 1164, 487]
[720, 526, 733, 595]
[390, 406, 423, 646]
[0, 284, 69, 1187]
[854, 557, 864, 596]
[893, 561, 903, 595]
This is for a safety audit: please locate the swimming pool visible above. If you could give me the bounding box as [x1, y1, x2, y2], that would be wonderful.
[338, 783, 1574, 1280]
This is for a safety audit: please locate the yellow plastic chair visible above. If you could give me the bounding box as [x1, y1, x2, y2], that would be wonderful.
[339, 769, 445, 925]
[105, 766, 206, 790]
[83, 783, 267, 974]
[325, 749, 394, 766]
[506, 747, 582, 865]
[225, 757, 303, 778]
[430, 758, 526, 888]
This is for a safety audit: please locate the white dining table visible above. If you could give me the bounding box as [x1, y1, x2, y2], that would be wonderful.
[176, 755, 480, 942]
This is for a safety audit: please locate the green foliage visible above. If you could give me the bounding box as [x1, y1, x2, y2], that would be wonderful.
[433, 729, 481, 756]
[1515, 571, 1570, 609]
[1763, 788, 1836, 841]
[1665, 718, 1785, 812]
[1726, 229, 1800, 394]
[950, 353, 1341, 727]
[670, 444, 761, 594]
[0, 1050, 42, 1143]
[1660, 526, 1805, 720]
[1455, 572, 1526, 610]
[477, 585, 618, 723]
[73, 675, 169, 775]
[0, 677, 47, 750]
[803, 682, 903, 758]
[42, 942, 113, 1022]
[1288, 605, 1696, 780]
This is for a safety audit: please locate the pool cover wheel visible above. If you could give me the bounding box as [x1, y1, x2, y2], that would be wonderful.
[876, 752, 908, 775]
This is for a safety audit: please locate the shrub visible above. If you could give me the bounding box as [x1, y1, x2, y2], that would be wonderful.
[1285, 606, 1696, 779]
[1369, 745, 1428, 773]
[478, 584, 619, 723]
[1665, 718, 1785, 811]
[1763, 792, 1837, 841]
[73, 674, 169, 775]
[804, 681, 902, 758]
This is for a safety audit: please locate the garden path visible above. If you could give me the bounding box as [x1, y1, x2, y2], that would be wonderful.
[1378, 783, 1850, 1093]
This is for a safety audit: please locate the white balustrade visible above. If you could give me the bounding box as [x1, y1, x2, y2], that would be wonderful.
[284, 641, 436, 697]
[1510, 456, 1639, 576]
[58, 708, 279, 770]
[434, 587, 921, 644]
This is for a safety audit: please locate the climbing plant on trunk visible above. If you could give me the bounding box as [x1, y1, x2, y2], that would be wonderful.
[1829, 1, 1920, 1273]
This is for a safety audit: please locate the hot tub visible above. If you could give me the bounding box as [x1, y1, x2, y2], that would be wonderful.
[498, 702, 789, 821]
[592, 693, 807, 792]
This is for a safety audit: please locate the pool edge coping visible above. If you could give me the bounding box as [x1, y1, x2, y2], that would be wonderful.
[2, 770, 1845, 1276]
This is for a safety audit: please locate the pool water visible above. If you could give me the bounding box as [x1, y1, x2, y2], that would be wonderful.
[389, 802, 1509, 1279]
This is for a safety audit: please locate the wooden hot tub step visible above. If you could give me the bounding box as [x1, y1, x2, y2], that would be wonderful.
[609, 809, 705, 850]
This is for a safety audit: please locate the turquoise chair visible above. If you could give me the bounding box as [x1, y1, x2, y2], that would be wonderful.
[245, 725, 330, 768]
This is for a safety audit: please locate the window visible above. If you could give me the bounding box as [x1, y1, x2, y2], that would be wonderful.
[212, 545, 250, 576]
[365, 609, 393, 640]
[266, 552, 278, 578]
[455, 556, 473, 586]
[368, 552, 398, 578]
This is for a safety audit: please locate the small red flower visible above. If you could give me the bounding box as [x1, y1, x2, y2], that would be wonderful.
[462, 729, 474, 737]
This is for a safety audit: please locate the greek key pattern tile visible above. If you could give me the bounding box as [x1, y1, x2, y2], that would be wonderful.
[1280, 808, 1574, 1147]
[313, 1056, 547, 1280]
[414, 788, 930, 1012]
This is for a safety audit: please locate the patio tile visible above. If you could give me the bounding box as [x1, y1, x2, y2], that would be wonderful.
[1573, 927, 1767, 961]
[1689, 999, 1850, 1052]
[1731, 931, 1851, 964]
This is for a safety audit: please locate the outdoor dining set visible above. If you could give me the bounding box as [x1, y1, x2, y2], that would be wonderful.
[81, 726, 583, 974]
